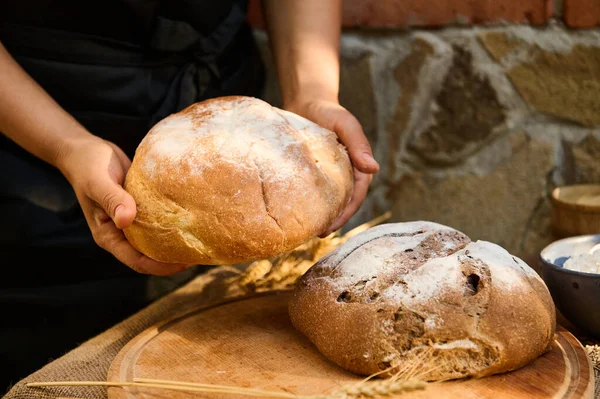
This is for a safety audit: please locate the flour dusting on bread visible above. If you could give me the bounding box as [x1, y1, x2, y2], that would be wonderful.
[288, 221, 556, 382]
[140, 96, 340, 184]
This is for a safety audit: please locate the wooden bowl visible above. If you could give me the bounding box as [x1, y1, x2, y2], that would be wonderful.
[551, 184, 600, 238]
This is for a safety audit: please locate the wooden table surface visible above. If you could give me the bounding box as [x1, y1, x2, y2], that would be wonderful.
[5, 261, 600, 399]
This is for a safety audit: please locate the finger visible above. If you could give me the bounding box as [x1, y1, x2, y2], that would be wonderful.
[89, 206, 189, 276]
[113, 239, 190, 276]
[87, 174, 137, 229]
[332, 109, 380, 174]
[321, 169, 372, 237]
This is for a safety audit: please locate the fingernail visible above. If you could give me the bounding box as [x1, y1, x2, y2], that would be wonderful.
[363, 152, 380, 170]
[114, 204, 124, 218]
[362, 151, 376, 163]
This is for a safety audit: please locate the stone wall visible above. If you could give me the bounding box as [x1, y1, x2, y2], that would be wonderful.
[249, 1, 600, 260]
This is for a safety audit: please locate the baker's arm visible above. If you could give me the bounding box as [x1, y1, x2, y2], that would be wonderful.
[0, 41, 93, 170]
[0, 42, 188, 275]
[261, 0, 380, 234]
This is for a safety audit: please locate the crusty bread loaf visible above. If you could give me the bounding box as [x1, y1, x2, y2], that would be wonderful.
[123, 96, 353, 265]
[288, 221, 556, 381]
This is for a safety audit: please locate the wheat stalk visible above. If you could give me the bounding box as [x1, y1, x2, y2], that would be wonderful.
[231, 211, 393, 292]
[27, 375, 427, 399]
[333, 380, 426, 398]
[27, 380, 299, 398]
[28, 343, 437, 399]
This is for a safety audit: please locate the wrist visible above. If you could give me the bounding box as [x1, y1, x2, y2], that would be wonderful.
[54, 130, 100, 178]
[283, 83, 339, 111]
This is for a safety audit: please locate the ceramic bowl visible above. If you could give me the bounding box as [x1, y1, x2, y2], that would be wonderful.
[539, 234, 600, 338]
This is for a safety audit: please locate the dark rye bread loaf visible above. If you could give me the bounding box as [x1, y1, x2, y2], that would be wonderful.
[288, 221, 556, 381]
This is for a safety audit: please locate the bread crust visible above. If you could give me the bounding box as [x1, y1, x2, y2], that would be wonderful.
[288, 221, 556, 380]
[123, 96, 353, 265]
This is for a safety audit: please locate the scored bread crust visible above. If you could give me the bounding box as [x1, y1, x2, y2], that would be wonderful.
[123, 96, 353, 265]
[288, 221, 556, 380]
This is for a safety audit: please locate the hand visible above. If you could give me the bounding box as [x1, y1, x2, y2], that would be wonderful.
[56, 136, 190, 276]
[285, 99, 380, 236]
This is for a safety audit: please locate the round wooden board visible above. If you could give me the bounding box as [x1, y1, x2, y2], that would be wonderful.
[108, 291, 595, 399]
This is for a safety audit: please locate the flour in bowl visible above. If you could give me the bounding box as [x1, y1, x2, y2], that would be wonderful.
[563, 251, 600, 274]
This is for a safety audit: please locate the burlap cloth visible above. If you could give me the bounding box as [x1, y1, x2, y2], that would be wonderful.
[4, 265, 600, 399]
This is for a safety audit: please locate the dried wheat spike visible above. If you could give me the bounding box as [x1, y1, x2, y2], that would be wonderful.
[232, 212, 393, 291]
[585, 344, 600, 371]
[237, 259, 273, 289]
[332, 379, 426, 398]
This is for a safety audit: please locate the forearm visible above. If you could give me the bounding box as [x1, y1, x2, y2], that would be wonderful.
[0, 41, 94, 171]
[262, 0, 342, 106]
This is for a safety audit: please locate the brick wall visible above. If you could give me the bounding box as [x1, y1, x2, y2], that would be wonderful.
[249, 0, 600, 263]
[248, 0, 600, 29]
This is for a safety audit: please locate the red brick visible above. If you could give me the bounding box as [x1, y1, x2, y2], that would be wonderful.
[342, 0, 551, 27]
[564, 0, 600, 28]
[246, 0, 265, 29]
[246, 0, 552, 29]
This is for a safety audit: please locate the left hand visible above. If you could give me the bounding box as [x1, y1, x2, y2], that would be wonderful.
[57, 135, 192, 276]
[285, 99, 380, 236]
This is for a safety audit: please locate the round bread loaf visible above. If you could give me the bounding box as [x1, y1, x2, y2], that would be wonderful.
[123, 96, 353, 265]
[288, 221, 556, 381]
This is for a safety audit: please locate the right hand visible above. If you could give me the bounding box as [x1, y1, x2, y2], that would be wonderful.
[56, 136, 191, 276]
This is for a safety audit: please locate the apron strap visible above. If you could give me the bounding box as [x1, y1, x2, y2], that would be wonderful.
[150, 1, 246, 53]
[146, 1, 248, 124]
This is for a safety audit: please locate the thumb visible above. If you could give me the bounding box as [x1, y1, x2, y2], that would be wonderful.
[89, 177, 137, 229]
[334, 110, 380, 174]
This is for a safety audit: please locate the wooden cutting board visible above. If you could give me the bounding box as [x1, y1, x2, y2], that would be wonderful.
[107, 291, 595, 399]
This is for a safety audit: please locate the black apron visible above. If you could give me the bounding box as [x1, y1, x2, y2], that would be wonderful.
[0, 0, 265, 390]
